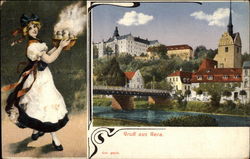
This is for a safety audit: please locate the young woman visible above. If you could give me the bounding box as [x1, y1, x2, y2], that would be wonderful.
[4, 14, 70, 151]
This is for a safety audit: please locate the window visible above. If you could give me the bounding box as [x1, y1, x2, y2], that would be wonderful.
[220, 63, 224, 68]
[245, 70, 248, 76]
[197, 76, 202, 80]
[225, 47, 228, 52]
[237, 47, 240, 53]
[223, 75, 229, 79]
[244, 80, 248, 87]
[234, 75, 241, 79]
[207, 75, 213, 80]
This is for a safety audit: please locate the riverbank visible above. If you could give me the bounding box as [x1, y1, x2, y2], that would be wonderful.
[93, 106, 250, 126]
[93, 97, 250, 117]
[93, 117, 156, 126]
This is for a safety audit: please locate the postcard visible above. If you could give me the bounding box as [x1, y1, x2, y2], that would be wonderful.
[1, 1, 87, 158]
[1, 0, 249, 159]
[88, 0, 249, 158]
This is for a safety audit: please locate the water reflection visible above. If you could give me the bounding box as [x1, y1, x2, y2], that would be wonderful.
[93, 106, 250, 126]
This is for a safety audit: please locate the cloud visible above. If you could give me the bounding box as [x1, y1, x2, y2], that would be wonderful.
[1, 1, 6, 6]
[117, 11, 153, 26]
[190, 8, 230, 27]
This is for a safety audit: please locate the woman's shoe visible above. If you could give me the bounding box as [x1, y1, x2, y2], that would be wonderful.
[31, 131, 45, 140]
[52, 140, 63, 151]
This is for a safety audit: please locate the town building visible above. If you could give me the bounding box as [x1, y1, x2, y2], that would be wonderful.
[166, 59, 249, 103]
[213, 2, 242, 68]
[242, 61, 250, 103]
[190, 59, 243, 102]
[166, 44, 193, 61]
[124, 70, 144, 89]
[166, 70, 192, 94]
[94, 27, 160, 58]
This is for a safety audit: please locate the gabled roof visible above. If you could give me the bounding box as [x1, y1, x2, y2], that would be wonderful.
[134, 37, 150, 45]
[124, 72, 136, 80]
[168, 71, 193, 78]
[168, 71, 193, 84]
[198, 59, 218, 71]
[166, 45, 193, 51]
[117, 34, 132, 40]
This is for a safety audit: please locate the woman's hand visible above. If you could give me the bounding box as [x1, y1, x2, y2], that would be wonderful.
[59, 39, 71, 48]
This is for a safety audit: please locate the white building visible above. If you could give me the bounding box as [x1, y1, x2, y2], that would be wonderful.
[124, 70, 144, 89]
[242, 61, 250, 103]
[166, 70, 192, 95]
[94, 27, 160, 58]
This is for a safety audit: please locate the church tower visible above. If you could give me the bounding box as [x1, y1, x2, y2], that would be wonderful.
[214, 1, 242, 68]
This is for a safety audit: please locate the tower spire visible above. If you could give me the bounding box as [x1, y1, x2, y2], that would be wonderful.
[113, 26, 119, 37]
[227, 0, 233, 36]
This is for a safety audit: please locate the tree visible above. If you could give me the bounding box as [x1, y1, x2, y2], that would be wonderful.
[105, 58, 126, 86]
[223, 90, 232, 97]
[93, 45, 99, 59]
[146, 80, 173, 91]
[147, 44, 168, 59]
[105, 46, 113, 56]
[198, 83, 236, 107]
[239, 90, 247, 104]
[242, 52, 250, 63]
[196, 89, 203, 95]
[194, 45, 217, 60]
[94, 57, 126, 86]
[194, 45, 207, 59]
[184, 89, 191, 101]
[207, 49, 217, 59]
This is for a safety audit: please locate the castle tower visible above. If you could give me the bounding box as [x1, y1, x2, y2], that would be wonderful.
[113, 26, 120, 37]
[214, 1, 242, 68]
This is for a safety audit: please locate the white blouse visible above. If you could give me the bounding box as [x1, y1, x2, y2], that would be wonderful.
[27, 42, 48, 61]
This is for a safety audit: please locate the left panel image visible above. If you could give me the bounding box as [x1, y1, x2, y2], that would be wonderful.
[1, 1, 87, 158]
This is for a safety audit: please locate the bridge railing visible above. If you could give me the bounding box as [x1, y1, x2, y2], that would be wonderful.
[93, 85, 169, 94]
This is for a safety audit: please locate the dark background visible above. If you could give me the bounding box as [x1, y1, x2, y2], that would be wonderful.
[1, 1, 87, 112]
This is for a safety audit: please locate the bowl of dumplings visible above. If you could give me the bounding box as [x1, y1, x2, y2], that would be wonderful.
[52, 30, 77, 50]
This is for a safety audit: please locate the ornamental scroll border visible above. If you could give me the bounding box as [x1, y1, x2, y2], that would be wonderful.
[89, 127, 165, 158]
[87, 2, 141, 158]
[87, 1, 203, 159]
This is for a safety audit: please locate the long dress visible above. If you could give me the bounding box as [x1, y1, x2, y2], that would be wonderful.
[5, 39, 69, 132]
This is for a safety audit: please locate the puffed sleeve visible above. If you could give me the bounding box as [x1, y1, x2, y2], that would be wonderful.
[27, 42, 48, 61]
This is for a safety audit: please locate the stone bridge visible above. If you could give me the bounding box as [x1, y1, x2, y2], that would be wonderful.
[93, 86, 171, 110]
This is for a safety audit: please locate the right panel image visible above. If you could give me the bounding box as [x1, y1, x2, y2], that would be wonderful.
[88, 1, 249, 159]
[91, 1, 249, 127]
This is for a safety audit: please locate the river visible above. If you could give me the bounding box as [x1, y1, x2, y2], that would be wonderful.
[93, 106, 250, 126]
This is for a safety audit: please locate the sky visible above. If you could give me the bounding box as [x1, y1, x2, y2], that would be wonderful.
[92, 2, 249, 53]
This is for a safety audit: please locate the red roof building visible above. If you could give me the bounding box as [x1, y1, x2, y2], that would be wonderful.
[191, 59, 242, 83]
[124, 70, 144, 88]
[168, 71, 193, 84]
[124, 72, 136, 80]
[166, 44, 193, 51]
[166, 44, 193, 61]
